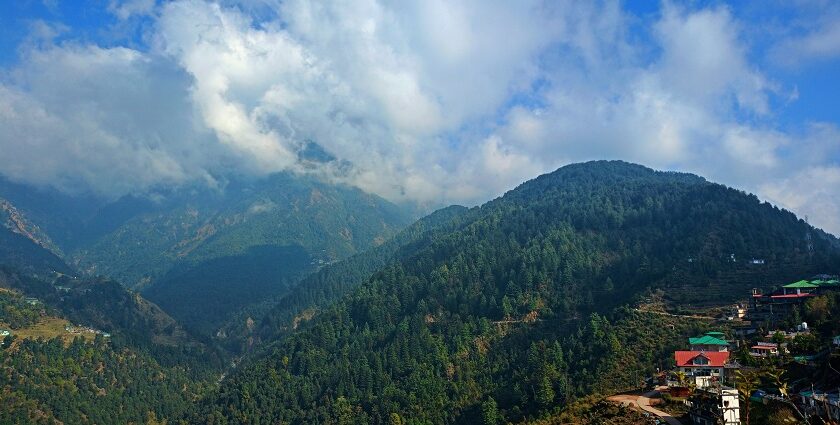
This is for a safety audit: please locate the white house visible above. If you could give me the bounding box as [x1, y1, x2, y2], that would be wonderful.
[750, 342, 781, 357]
[689, 387, 741, 425]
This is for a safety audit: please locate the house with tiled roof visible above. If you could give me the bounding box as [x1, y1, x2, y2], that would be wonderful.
[674, 350, 730, 389]
[672, 332, 736, 388]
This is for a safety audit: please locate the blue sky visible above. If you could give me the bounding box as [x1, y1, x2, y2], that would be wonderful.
[0, 0, 839, 234]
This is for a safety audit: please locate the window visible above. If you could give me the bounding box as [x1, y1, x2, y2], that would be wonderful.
[693, 356, 709, 365]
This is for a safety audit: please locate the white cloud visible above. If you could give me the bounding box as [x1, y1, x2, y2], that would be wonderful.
[771, 14, 840, 66]
[654, 4, 770, 115]
[760, 166, 840, 236]
[1, 0, 839, 235]
[0, 43, 219, 196]
[108, 0, 157, 20]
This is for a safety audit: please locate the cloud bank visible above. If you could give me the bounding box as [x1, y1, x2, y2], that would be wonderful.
[1, 0, 839, 235]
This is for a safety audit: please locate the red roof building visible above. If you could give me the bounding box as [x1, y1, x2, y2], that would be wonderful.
[674, 351, 731, 389]
[675, 351, 730, 367]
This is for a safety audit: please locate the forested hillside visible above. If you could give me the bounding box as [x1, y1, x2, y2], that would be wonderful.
[0, 290, 214, 425]
[202, 161, 840, 424]
[0, 336, 207, 424]
[0, 262, 221, 424]
[0, 267, 224, 375]
[76, 173, 410, 289]
[0, 173, 414, 336]
[235, 205, 471, 349]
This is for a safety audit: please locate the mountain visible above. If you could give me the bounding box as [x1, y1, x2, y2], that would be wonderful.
[0, 268, 223, 424]
[0, 227, 71, 277]
[0, 178, 102, 252]
[0, 172, 414, 336]
[0, 193, 75, 276]
[0, 267, 221, 373]
[214, 204, 470, 353]
[201, 161, 840, 424]
[0, 232, 223, 423]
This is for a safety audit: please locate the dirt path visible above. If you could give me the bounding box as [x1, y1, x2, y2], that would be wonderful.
[607, 391, 684, 425]
[635, 308, 716, 320]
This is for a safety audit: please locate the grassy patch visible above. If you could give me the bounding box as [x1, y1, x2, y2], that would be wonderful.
[9, 317, 95, 344]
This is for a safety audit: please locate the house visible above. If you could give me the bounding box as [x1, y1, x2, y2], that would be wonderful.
[688, 387, 741, 425]
[833, 335, 840, 347]
[0, 329, 10, 337]
[799, 391, 840, 422]
[750, 342, 781, 357]
[811, 278, 840, 289]
[779, 280, 819, 296]
[674, 351, 730, 388]
[748, 280, 823, 326]
[23, 297, 40, 306]
[749, 258, 765, 265]
[689, 332, 729, 352]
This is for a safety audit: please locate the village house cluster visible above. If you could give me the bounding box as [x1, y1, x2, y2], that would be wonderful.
[654, 274, 840, 424]
[666, 331, 741, 424]
[64, 324, 110, 338]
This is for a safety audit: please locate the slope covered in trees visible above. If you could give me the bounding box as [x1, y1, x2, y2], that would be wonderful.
[0, 336, 208, 425]
[0, 173, 414, 337]
[202, 161, 840, 424]
[0, 273, 210, 424]
[77, 173, 411, 290]
[233, 205, 471, 349]
[0, 267, 224, 375]
[0, 254, 222, 424]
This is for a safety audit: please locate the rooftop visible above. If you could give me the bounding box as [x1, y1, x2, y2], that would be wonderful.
[689, 334, 729, 346]
[675, 351, 730, 367]
[783, 280, 819, 289]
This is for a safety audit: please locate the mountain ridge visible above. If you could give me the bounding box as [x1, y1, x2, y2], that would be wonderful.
[202, 160, 839, 423]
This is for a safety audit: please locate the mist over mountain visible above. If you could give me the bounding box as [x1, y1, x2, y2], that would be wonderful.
[3, 1, 840, 423]
[0, 171, 413, 335]
[1, 1, 840, 236]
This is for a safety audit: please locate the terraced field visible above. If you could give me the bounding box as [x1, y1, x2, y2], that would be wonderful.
[2, 317, 96, 345]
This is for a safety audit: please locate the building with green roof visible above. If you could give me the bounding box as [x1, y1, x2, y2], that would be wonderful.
[784, 280, 818, 288]
[689, 332, 729, 352]
[812, 279, 840, 288]
[781, 280, 819, 296]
